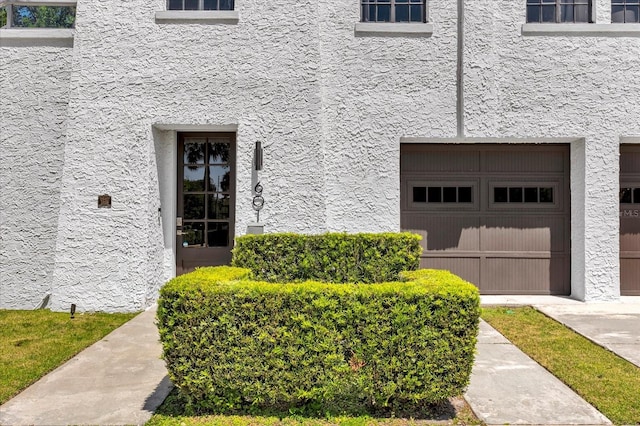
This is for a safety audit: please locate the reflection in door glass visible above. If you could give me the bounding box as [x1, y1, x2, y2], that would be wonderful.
[183, 195, 205, 219]
[208, 193, 230, 219]
[208, 166, 231, 192]
[208, 142, 230, 163]
[184, 166, 206, 191]
[183, 140, 206, 164]
[207, 223, 229, 247]
[182, 222, 205, 246]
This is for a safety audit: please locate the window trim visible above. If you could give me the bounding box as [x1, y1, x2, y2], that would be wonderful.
[155, 10, 239, 23]
[354, 22, 433, 36]
[522, 22, 640, 35]
[488, 180, 563, 211]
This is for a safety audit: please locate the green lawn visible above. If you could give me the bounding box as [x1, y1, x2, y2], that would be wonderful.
[482, 307, 640, 425]
[147, 390, 480, 426]
[0, 309, 137, 404]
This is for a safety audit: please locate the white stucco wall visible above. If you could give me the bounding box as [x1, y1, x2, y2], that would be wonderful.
[0, 45, 72, 309]
[1, 0, 638, 311]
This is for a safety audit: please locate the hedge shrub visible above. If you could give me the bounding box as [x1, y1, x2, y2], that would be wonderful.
[157, 266, 480, 414]
[231, 232, 422, 283]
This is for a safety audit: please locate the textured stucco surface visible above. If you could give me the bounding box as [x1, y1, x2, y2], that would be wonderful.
[0, 46, 71, 309]
[1, 0, 639, 311]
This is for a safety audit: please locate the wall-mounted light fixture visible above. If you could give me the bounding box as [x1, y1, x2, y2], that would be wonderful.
[254, 141, 263, 171]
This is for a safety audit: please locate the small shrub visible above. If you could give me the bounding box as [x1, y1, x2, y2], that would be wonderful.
[157, 266, 480, 415]
[231, 232, 422, 283]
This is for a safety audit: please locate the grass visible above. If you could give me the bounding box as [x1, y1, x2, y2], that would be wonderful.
[482, 306, 640, 425]
[0, 309, 137, 404]
[146, 389, 481, 426]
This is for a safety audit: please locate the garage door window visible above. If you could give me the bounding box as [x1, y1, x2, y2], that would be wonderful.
[494, 186, 554, 203]
[413, 186, 473, 203]
[620, 187, 640, 203]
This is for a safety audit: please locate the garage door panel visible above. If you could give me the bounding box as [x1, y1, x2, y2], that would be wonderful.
[484, 150, 566, 173]
[482, 257, 569, 295]
[401, 151, 479, 173]
[403, 216, 480, 251]
[621, 217, 640, 251]
[621, 259, 640, 295]
[419, 257, 480, 287]
[619, 145, 640, 295]
[481, 217, 566, 252]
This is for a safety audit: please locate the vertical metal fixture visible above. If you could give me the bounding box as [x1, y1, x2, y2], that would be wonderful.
[70, 304, 76, 319]
[254, 141, 263, 171]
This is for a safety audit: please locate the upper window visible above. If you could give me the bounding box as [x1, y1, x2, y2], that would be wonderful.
[612, 0, 640, 22]
[361, 0, 426, 23]
[1, 4, 76, 28]
[168, 0, 234, 10]
[526, 0, 592, 23]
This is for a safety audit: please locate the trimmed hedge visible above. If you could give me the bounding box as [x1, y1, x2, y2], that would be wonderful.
[157, 266, 480, 414]
[231, 232, 422, 283]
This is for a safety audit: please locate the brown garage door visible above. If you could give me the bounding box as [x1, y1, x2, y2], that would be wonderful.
[619, 145, 640, 295]
[400, 144, 570, 295]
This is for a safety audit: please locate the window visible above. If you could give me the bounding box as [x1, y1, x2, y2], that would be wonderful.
[612, 0, 640, 22]
[361, 0, 425, 23]
[413, 186, 473, 204]
[620, 187, 640, 203]
[494, 187, 554, 203]
[168, 0, 234, 10]
[526, 0, 592, 23]
[1, 4, 76, 28]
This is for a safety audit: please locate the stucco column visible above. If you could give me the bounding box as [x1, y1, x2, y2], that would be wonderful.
[576, 135, 620, 301]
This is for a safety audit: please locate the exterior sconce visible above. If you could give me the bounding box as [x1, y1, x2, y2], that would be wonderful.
[254, 141, 263, 171]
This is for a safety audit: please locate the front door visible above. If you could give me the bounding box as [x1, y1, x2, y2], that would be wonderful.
[177, 133, 236, 275]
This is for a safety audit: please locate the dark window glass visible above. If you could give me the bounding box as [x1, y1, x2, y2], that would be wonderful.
[509, 187, 523, 203]
[540, 187, 554, 203]
[621, 188, 633, 203]
[219, 0, 234, 10]
[527, 5, 541, 22]
[182, 222, 205, 247]
[443, 187, 457, 203]
[183, 195, 205, 219]
[494, 187, 508, 203]
[524, 187, 539, 203]
[185, 0, 199, 9]
[428, 187, 441, 203]
[458, 187, 473, 203]
[208, 223, 230, 247]
[395, 4, 409, 21]
[542, 4, 556, 21]
[208, 194, 230, 219]
[634, 188, 640, 204]
[410, 4, 423, 21]
[168, 0, 183, 10]
[413, 187, 427, 203]
[378, 4, 391, 21]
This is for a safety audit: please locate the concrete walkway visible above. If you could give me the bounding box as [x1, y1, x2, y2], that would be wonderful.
[1, 296, 639, 425]
[0, 306, 172, 426]
[465, 320, 611, 425]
